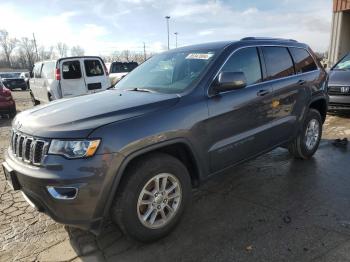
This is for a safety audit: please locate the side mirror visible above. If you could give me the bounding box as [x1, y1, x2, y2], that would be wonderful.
[212, 71, 247, 94]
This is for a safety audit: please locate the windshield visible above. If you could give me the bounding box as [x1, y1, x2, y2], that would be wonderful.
[334, 53, 350, 70]
[115, 49, 217, 94]
[111, 62, 138, 73]
[0, 73, 19, 78]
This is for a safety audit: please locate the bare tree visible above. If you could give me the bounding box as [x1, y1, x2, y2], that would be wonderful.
[19, 37, 36, 69]
[0, 30, 18, 67]
[121, 50, 131, 62]
[56, 42, 68, 58]
[70, 45, 85, 56]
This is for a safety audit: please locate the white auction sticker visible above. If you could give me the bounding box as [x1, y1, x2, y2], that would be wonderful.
[186, 53, 214, 60]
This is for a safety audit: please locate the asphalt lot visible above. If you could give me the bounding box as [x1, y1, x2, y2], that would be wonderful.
[1, 91, 350, 262]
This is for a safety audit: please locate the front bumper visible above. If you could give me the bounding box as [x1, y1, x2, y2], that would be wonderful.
[3, 148, 122, 233]
[328, 95, 350, 110]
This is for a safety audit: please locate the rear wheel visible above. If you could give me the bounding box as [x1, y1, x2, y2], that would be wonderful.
[288, 109, 322, 159]
[111, 153, 191, 242]
[30, 91, 40, 106]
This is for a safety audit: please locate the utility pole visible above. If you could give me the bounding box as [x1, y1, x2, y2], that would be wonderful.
[165, 16, 170, 50]
[143, 42, 146, 61]
[174, 32, 178, 48]
[32, 32, 39, 61]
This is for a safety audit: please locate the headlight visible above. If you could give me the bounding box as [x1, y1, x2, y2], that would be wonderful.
[48, 139, 100, 159]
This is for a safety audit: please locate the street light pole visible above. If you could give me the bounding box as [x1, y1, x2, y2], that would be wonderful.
[165, 16, 170, 50]
[174, 32, 178, 48]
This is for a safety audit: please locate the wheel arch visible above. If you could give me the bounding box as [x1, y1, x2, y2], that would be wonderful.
[103, 138, 203, 217]
[309, 97, 328, 123]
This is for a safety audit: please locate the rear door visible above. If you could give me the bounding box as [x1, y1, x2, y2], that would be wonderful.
[82, 58, 109, 93]
[59, 59, 87, 97]
[261, 46, 309, 145]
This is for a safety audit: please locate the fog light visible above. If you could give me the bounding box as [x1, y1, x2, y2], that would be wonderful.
[47, 186, 78, 200]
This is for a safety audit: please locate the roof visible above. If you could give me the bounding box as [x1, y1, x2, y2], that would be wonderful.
[167, 37, 308, 53]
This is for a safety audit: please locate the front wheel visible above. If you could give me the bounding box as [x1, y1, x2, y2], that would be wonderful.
[111, 153, 191, 242]
[288, 109, 322, 159]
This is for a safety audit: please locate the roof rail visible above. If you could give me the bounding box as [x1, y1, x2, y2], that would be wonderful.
[241, 37, 297, 42]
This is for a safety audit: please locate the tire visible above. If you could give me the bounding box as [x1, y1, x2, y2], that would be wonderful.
[288, 109, 322, 159]
[30, 91, 40, 106]
[9, 107, 16, 118]
[111, 152, 192, 242]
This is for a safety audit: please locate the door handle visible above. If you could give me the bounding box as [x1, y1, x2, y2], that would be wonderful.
[257, 89, 270, 96]
[298, 79, 306, 85]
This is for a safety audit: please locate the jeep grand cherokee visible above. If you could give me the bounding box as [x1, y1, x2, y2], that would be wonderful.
[2, 37, 328, 242]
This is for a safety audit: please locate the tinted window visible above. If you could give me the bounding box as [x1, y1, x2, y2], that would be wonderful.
[111, 62, 138, 73]
[84, 59, 104, 77]
[62, 60, 82, 79]
[33, 63, 42, 78]
[41, 62, 55, 79]
[221, 47, 262, 85]
[289, 48, 317, 73]
[333, 53, 350, 70]
[262, 47, 295, 80]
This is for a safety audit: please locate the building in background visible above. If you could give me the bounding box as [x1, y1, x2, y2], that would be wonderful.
[328, 0, 350, 67]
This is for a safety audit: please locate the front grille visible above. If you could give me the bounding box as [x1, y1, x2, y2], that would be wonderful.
[328, 86, 350, 96]
[10, 130, 49, 166]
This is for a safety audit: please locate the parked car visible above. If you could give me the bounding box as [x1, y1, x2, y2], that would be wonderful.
[107, 61, 138, 85]
[0, 72, 28, 91]
[29, 56, 110, 105]
[327, 52, 350, 111]
[20, 72, 30, 88]
[0, 81, 16, 118]
[3, 38, 328, 242]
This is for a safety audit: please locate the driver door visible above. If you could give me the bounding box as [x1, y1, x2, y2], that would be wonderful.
[207, 47, 274, 173]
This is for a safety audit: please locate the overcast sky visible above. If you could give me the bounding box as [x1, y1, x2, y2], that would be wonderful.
[0, 0, 332, 55]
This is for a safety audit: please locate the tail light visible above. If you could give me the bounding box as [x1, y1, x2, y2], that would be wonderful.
[55, 68, 61, 80]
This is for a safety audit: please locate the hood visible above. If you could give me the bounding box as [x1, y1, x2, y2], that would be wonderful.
[14, 90, 180, 138]
[328, 70, 350, 86]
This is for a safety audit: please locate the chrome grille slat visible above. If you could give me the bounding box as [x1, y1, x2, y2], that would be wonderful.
[10, 130, 49, 166]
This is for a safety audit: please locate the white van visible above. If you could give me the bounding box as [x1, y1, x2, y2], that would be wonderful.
[29, 56, 111, 104]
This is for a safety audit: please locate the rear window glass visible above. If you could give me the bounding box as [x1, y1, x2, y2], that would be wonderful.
[289, 48, 317, 73]
[262, 47, 295, 81]
[62, 60, 82, 79]
[111, 62, 138, 73]
[84, 59, 104, 77]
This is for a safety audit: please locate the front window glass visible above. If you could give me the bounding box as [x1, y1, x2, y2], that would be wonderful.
[116, 50, 217, 94]
[334, 53, 350, 70]
[221, 47, 262, 86]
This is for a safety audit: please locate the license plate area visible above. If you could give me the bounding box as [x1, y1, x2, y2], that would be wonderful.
[2, 162, 21, 190]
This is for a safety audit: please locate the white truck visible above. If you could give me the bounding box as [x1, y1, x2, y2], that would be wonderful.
[29, 56, 111, 105]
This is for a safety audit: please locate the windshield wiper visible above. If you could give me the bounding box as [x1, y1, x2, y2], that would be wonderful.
[126, 87, 155, 93]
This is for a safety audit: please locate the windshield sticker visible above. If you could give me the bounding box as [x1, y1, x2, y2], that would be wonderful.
[186, 53, 214, 60]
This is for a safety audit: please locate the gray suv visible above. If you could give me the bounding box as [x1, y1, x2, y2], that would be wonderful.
[2, 38, 328, 242]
